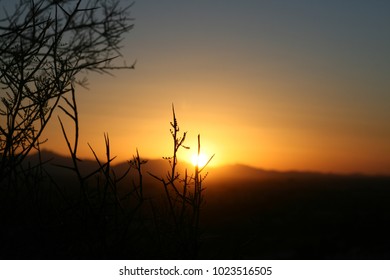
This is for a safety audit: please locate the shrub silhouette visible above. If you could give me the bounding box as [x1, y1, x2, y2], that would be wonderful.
[58, 98, 213, 258]
[148, 105, 214, 258]
[0, 1, 214, 259]
[0, 0, 135, 181]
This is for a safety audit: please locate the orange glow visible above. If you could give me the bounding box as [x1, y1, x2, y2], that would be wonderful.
[190, 153, 208, 168]
[33, 1, 390, 176]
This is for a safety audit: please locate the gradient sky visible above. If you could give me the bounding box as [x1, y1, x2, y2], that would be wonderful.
[5, 0, 390, 174]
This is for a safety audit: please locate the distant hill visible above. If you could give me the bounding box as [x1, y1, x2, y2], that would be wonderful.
[25, 150, 389, 184]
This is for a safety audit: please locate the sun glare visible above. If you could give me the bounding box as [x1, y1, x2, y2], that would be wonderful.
[191, 153, 208, 168]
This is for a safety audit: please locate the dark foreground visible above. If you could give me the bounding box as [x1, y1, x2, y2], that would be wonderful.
[1, 157, 389, 259]
[204, 170, 390, 259]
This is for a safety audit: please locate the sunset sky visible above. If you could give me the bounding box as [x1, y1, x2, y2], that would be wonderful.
[7, 0, 390, 175]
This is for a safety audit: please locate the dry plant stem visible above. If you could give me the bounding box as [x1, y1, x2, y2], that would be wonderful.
[58, 84, 147, 256]
[118, 149, 147, 253]
[58, 86, 91, 207]
[88, 137, 125, 215]
[130, 148, 146, 202]
[190, 134, 215, 257]
[179, 169, 188, 226]
[193, 134, 201, 253]
[148, 105, 214, 258]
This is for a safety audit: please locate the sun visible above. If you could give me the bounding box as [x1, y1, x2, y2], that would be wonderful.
[190, 153, 208, 168]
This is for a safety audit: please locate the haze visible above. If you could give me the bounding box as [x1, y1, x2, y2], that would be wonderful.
[37, 0, 390, 175]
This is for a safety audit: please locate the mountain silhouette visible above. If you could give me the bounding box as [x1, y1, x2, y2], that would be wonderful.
[3, 150, 389, 259]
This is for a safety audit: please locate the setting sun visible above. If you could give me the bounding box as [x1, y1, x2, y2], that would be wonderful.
[190, 153, 208, 168]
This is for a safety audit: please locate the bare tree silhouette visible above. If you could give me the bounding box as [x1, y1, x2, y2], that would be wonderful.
[0, 0, 135, 180]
